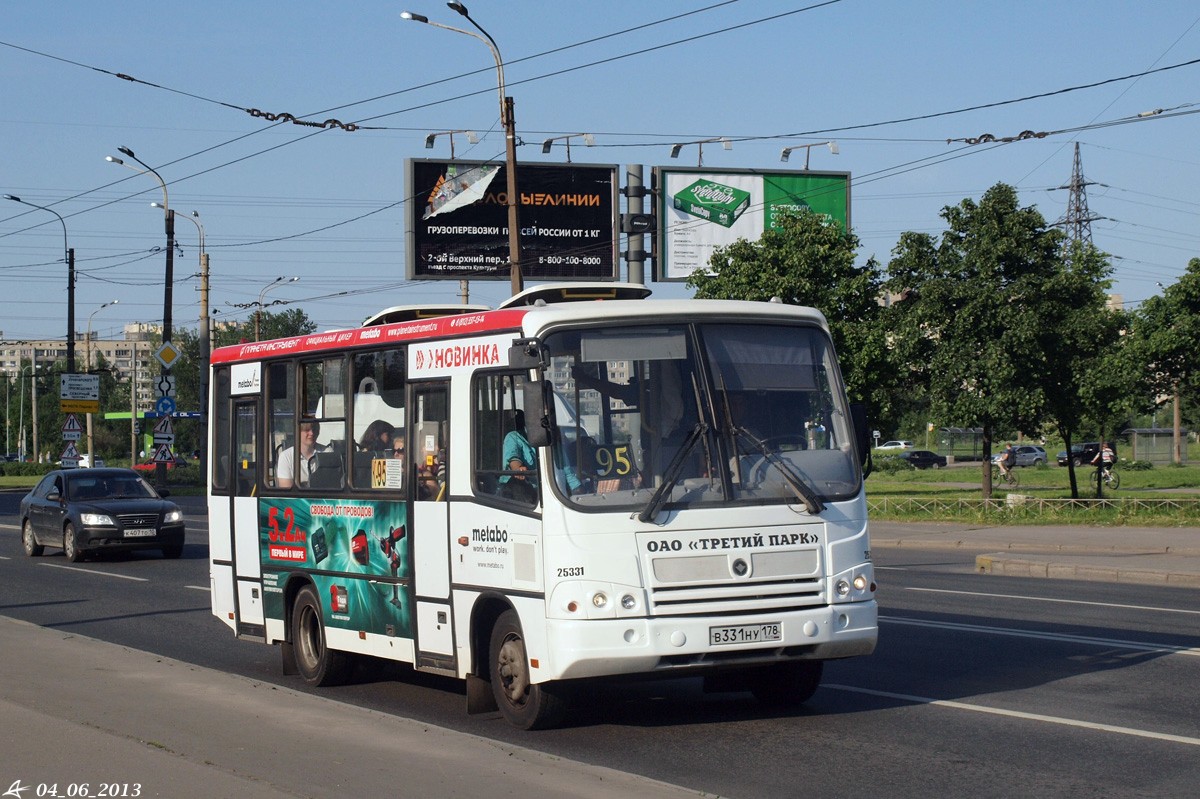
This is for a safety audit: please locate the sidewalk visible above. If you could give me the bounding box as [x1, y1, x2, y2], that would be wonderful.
[0, 616, 709, 799]
[871, 521, 1200, 588]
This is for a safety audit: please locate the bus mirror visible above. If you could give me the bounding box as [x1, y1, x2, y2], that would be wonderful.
[850, 402, 872, 476]
[508, 339, 543, 369]
[522, 379, 556, 448]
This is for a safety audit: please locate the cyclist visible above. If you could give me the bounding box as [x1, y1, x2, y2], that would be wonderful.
[1091, 441, 1115, 477]
[997, 442, 1016, 480]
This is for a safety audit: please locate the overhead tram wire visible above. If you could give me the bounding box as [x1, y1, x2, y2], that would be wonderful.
[8, 14, 1198, 264]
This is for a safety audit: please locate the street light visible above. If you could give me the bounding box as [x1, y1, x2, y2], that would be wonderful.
[425, 130, 479, 158]
[780, 141, 839, 170]
[19, 363, 39, 464]
[668, 137, 731, 167]
[86, 300, 119, 463]
[402, 3, 523, 296]
[4, 195, 76, 373]
[255, 277, 300, 341]
[540, 133, 594, 162]
[108, 146, 175, 486]
[107, 148, 175, 345]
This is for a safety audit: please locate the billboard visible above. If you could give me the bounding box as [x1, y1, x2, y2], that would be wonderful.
[654, 168, 851, 282]
[406, 159, 619, 281]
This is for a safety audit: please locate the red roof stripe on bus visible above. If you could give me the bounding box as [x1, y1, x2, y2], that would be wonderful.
[210, 308, 530, 364]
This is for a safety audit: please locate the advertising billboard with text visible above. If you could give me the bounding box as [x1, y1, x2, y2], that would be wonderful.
[654, 168, 851, 282]
[406, 159, 619, 281]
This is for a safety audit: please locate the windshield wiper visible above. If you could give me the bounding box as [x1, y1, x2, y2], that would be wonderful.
[637, 422, 707, 523]
[733, 426, 825, 514]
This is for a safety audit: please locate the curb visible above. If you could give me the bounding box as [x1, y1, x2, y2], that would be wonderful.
[873, 537, 1200, 557]
[975, 553, 1200, 588]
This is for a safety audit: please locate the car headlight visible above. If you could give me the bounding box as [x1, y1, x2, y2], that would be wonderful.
[81, 513, 115, 526]
[164, 509, 183, 523]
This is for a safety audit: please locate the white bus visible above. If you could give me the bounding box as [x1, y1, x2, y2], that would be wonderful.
[208, 284, 877, 729]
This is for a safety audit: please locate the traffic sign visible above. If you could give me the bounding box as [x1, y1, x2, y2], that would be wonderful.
[155, 396, 176, 415]
[60, 441, 80, 467]
[152, 415, 175, 444]
[156, 374, 177, 398]
[60, 373, 100, 414]
[62, 414, 83, 441]
[152, 443, 176, 463]
[155, 341, 181, 369]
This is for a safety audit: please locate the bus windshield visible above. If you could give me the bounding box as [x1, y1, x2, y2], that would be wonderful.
[543, 321, 860, 511]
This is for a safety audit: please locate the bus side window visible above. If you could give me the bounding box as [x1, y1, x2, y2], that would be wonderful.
[473, 372, 535, 505]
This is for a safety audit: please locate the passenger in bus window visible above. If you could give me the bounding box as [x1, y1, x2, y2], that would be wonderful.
[276, 421, 327, 488]
[359, 419, 395, 455]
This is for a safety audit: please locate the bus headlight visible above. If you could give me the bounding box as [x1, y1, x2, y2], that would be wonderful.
[591, 592, 608, 609]
[621, 593, 637, 610]
[831, 563, 875, 603]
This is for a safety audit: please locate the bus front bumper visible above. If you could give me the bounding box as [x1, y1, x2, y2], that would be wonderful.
[543, 600, 877, 681]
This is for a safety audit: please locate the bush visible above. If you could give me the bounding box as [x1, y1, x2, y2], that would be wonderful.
[0, 462, 56, 478]
[1121, 459, 1153, 471]
[873, 455, 914, 473]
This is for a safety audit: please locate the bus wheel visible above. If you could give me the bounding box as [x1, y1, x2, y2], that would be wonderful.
[489, 610, 566, 730]
[748, 660, 824, 708]
[292, 585, 353, 686]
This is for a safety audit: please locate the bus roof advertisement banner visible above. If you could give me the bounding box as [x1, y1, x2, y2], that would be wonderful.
[655, 168, 851, 282]
[407, 159, 619, 282]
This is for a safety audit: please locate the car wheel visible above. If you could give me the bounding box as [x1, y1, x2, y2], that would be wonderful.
[22, 520, 44, 557]
[63, 522, 84, 563]
[932, 462, 943, 469]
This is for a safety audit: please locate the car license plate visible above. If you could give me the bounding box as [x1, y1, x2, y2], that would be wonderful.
[710, 622, 782, 646]
[124, 528, 156, 538]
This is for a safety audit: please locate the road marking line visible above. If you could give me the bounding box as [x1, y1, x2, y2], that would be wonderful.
[881, 615, 1200, 657]
[825, 683, 1200, 747]
[185, 585, 210, 592]
[0, 523, 20, 531]
[37, 563, 148, 582]
[907, 586, 1200, 615]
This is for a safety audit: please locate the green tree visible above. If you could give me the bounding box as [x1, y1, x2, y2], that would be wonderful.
[1127, 256, 1200, 463]
[885, 183, 1068, 496]
[685, 209, 896, 426]
[1035, 241, 1136, 497]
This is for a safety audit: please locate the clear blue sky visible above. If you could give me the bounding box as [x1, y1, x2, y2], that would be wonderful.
[2, 0, 1198, 342]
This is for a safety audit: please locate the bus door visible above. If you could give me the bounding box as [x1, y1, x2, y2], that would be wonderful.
[409, 382, 454, 673]
[213, 396, 265, 638]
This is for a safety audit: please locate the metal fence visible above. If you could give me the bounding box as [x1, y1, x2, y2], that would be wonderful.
[868, 496, 1200, 515]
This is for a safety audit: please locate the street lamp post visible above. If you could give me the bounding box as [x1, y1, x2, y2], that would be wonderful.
[4, 195, 76, 374]
[540, 133, 594, 163]
[18, 364, 38, 463]
[108, 146, 174, 487]
[669, 137, 732, 167]
[402, 3, 523, 296]
[86, 300, 119, 464]
[255, 276, 300, 341]
[780, 141, 839, 170]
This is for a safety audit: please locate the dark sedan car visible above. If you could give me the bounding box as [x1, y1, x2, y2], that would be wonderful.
[900, 449, 948, 469]
[19, 468, 185, 562]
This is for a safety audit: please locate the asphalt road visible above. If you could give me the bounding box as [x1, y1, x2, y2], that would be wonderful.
[2, 494, 1198, 798]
